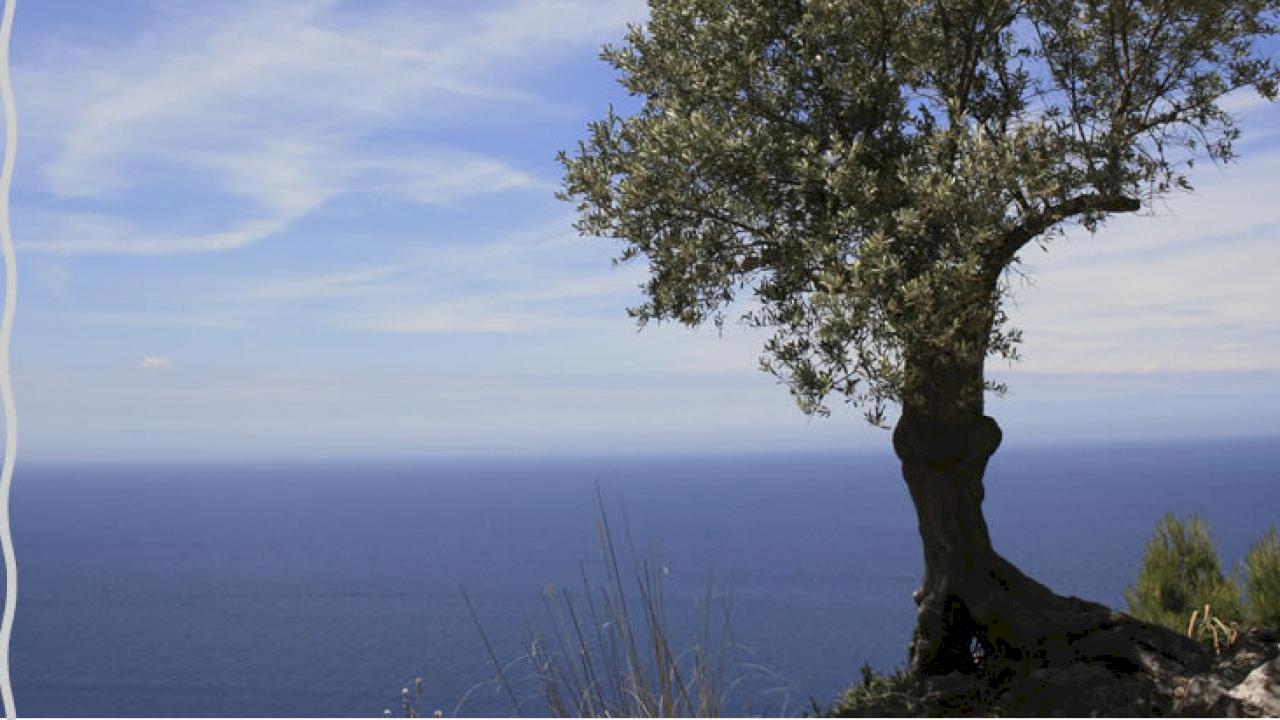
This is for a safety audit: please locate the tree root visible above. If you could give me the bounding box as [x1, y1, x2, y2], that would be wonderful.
[906, 554, 1215, 715]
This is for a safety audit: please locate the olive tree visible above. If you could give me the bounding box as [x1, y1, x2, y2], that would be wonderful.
[559, 0, 1278, 677]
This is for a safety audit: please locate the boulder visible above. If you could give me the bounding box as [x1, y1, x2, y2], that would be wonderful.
[1226, 657, 1280, 717]
[1174, 629, 1280, 717]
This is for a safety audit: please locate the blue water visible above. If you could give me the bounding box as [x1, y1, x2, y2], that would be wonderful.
[5, 437, 1278, 717]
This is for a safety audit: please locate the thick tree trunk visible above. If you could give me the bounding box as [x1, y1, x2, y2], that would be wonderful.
[891, 355, 1209, 685]
[893, 407, 1005, 675]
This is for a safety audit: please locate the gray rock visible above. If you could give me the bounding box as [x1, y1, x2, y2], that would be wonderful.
[1173, 632, 1280, 717]
[1227, 657, 1280, 718]
[1183, 675, 1242, 716]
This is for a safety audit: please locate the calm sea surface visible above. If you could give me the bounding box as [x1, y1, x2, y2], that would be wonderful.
[5, 437, 1278, 716]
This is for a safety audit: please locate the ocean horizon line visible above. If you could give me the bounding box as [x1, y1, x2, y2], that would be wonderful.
[12, 432, 1279, 467]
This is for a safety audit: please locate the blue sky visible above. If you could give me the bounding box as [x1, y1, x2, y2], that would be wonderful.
[6, 0, 1280, 460]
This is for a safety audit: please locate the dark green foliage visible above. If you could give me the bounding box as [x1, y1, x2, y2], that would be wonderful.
[1124, 513, 1244, 633]
[1244, 527, 1280, 627]
[1126, 515, 1280, 643]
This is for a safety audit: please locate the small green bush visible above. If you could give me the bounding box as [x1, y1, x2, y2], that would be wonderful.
[1124, 513, 1244, 633]
[1243, 527, 1280, 627]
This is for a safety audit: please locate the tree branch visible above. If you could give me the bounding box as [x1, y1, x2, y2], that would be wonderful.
[995, 193, 1141, 265]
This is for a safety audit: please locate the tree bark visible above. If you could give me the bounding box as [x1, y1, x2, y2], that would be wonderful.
[893, 405, 1004, 675]
[891, 354, 1209, 682]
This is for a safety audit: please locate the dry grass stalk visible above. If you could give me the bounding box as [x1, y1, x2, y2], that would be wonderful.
[456, 486, 789, 717]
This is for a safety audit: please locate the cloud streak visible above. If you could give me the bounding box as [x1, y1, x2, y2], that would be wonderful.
[1004, 144, 1280, 375]
[340, 270, 643, 334]
[16, 0, 639, 256]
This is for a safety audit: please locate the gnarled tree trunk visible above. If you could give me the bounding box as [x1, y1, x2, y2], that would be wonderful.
[891, 352, 1209, 685]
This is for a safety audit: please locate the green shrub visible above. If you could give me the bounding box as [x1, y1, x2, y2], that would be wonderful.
[1243, 527, 1280, 627]
[1124, 513, 1244, 633]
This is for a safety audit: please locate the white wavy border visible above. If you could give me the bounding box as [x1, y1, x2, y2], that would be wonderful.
[0, 0, 17, 717]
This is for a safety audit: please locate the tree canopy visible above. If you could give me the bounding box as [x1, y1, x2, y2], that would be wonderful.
[560, 0, 1279, 423]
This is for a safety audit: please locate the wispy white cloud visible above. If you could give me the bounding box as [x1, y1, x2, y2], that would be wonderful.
[1033, 150, 1280, 259]
[229, 264, 412, 304]
[23, 211, 300, 256]
[1004, 146, 1280, 374]
[201, 212, 620, 326]
[29, 259, 71, 295]
[15, 0, 1275, 458]
[60, 310, 251, 331]
[139, 356, 171, 370]
[16, 0, 640, 256]
[342, 272, 641, 333]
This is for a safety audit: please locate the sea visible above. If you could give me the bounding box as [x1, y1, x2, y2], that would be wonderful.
[4, 436, 1278, 717]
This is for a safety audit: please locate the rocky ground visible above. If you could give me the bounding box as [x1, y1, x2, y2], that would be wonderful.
[828, 628, 1280, 717]
[1175, 628, 1280, 717]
